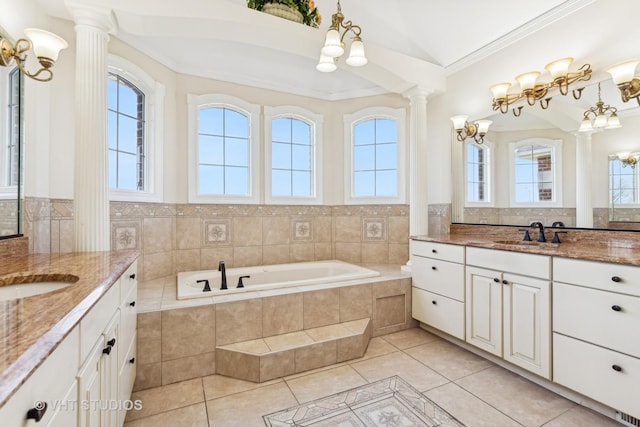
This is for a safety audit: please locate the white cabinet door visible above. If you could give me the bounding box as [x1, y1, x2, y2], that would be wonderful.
[466, 266, 503, 356]
[503, 273, 551, 379]
[102, 311, 120, 427]
[78, 338, 104, 427]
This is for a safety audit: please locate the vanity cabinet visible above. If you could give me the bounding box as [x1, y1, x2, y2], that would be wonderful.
[552, 257, 640, 418]
[411, 241, 466, 339]
[466, 247, 551, 379]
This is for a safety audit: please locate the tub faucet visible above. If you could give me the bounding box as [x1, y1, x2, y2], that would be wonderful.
[530, 221, 546, 242]
[218, 261, 228, 290]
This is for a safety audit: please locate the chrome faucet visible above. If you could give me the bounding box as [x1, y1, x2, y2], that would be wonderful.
[530, 221, 546, 242]
[218, 261, 228, 290]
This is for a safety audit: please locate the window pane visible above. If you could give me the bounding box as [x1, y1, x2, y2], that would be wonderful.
[118, 152, 138, 190]
[515, 164, 534, 183]
[108, 150, 117, 188]
[199, 108, 224, 135]
[292, 120, 310, 145]
[199, 135, 224, 165]
[376, 170, 397, 196]
[272, 142, 291, 170]
[354, 145, 375, 171]
[118, 115, 138, 153]
[354, 171, 375, 197]
[467, 182, 478, 202]
[292, 144, 311, 171]
[225, 166, 248, 195]
[225, 109, 249, 138]
[107, 76, 118, 111]
[376, 143, 396, 170]
[108, 111, 118, 150]
[292, 171, 311, 196]
[272, 169, 292, 196]
[118, 83, 140, 117]
[225, 137, 248, 167]
[467, 144, 477, 163]
[199, 165, 223, 194]
[515, 183, 534, 203]
[354, 121, 374, 145]
[272, 118, 291, 143]
[375, 119, 397, 143]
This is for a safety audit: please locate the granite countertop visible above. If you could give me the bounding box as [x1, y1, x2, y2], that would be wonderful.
[412, 234, 640, 266]
[0, 250, 139, 407]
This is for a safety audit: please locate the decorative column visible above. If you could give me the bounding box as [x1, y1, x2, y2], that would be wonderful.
[403, 87, 433, 272]
[69, 5, 115, 251]
[451, 129, 464, 223]
[575, 131, 593, 228]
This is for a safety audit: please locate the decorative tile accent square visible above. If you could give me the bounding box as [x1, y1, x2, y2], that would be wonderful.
[204, 219, 231, 245]
[264, 376, 464, 426]
[363, 218, 387, 241]
[111, 222, 140, 250]
[293, 220, 313, 241]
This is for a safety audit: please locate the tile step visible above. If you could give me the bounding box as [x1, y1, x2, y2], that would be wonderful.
[216, 318, 372, 382]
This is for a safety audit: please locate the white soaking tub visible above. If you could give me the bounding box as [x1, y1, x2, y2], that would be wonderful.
[176, 260, 380, 300]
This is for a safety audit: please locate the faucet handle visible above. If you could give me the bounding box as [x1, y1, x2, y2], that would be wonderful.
[552, 231, 568, 244]
[517, 228, 532, 241]
[237, 275, 250, 288]
[197, 279, 211, 292]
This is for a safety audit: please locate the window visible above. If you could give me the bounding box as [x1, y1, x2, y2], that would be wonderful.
[508, 138, 562, 206]
[188, 94, 260, 204]
[6, 68, 21, 188]
[344, 107, 406, 204]
[264, 106, 323, 204]
[107, 55, 164, 202]
[465, 141, 492, 205]
[609, 156, 639, 206]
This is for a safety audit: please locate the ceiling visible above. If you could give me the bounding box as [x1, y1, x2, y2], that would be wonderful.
[40, 0, 596, 100]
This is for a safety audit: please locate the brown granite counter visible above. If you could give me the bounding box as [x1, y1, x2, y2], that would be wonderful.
[0, 250, 138, 407]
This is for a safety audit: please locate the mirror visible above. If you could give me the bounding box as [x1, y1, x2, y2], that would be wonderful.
[0, 27, 23, 239]
[453, 77, 640, 230]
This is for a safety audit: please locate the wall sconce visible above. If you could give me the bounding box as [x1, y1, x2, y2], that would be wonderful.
[316, 0, 366, 73]
[0, 28, 68, 82]
[616, 152, 639, 168]
[490, 57, 592, 117]
[578, 82, 621, 132]
[450, 115, 492, 144]
[605, 59, 640, 105]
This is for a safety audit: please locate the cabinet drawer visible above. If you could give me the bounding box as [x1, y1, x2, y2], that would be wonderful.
[554, 333, 640, 418]
[121, 260, 138, 305]
[466, 247, 550, 279]
[412, 287, 465, 339]
[80, 280, 120, 362]
[553, 257, 640, 296]
[412, 256, 464, 301]
[553, 282, 640, 357]
[119, 283, 138, 368]
[411, 240, 464, 263]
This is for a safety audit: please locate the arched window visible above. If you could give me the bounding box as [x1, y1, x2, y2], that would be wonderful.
[509, 138, 563, 206]
[465, 141, 492, 205]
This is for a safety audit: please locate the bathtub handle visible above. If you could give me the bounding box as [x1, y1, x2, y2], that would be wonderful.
[237, 275, 250, 288]
[197, 279, 212, 292]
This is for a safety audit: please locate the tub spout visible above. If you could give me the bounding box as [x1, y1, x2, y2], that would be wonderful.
[218, 261, 228, 290]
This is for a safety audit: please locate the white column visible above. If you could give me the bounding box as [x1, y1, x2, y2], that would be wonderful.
[575, 131, 593, 228]
[451, 130, 464, 223]
[402, 87, 433, 272]
[68, 5, 115, 251]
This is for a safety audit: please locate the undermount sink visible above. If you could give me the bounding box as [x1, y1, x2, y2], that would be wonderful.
[0, 274, 79, 301]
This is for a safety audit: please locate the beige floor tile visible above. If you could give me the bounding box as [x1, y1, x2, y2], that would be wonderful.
[543, 406, 620, 427]
[405, 339, 494, 380]
[123, 403, 208, 427]
[286, 364, 367, 403]
[380, 327, 440, 349]
[350, 352, 449, 392]
[354, 336, 399, 361]
[206, 382, 298, 426]
[202, 374, 282, 401]
[425, 382, 521, 427]
[126, 378, 204, 421]
[456, 366, 576, 427]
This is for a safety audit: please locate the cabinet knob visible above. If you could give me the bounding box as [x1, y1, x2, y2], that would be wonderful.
[129, 357, 136, 364]
[612, 364, 623, 372]
[502, 279, 509, 285]
[129, 300, 136, 307]
[431, 266, 437, 271]
[107, 338, 116, 347]
[129, 273, 136, 280]
[102, 345, 112, 355]
[611, 276, 622, 283]
[432, 249, 437, 253]
[432, 300, 437, 305]
[611, 305, 622, 312]
[27, 401, 47, 422]
[493, 278, 500, 283]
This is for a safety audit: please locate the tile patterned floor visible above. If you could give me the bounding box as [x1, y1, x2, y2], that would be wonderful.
[124, 328, 620, 427]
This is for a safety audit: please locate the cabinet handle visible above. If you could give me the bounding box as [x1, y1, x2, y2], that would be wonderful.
[27, 401, 47, 422]
[431, 266, 437, 270]
[612, 364, 623, 372]
[107, 338, 116, 347]
[502, 279, 509, 285]
[129, 301, 136, 307]
[129, 357, 136, 364]
[102, 345, 112, 355]
[611, 276, 622, 283]
[432, 300, 437, 305]
[493, 278, 500, 283]
[612, 305, 622, 312]
[129, 273, 136, 280]
[431, 249, 437, 253]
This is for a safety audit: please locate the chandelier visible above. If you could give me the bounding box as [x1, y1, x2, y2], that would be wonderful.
[0, 28, 68, 82]
[578, 82, 621, 132]
[490, 57, 592, 117]
[606, 59, 640, 105]
[316, 0, 367, 73]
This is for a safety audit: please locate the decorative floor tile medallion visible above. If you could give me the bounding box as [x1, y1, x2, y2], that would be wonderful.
[264, 376, 465, 426]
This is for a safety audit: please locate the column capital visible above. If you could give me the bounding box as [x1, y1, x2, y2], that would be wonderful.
[402, 85, 434, 101]
[65, 1, 116, 33]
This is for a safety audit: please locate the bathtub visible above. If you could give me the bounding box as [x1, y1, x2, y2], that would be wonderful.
[176, 260, 381, 300]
